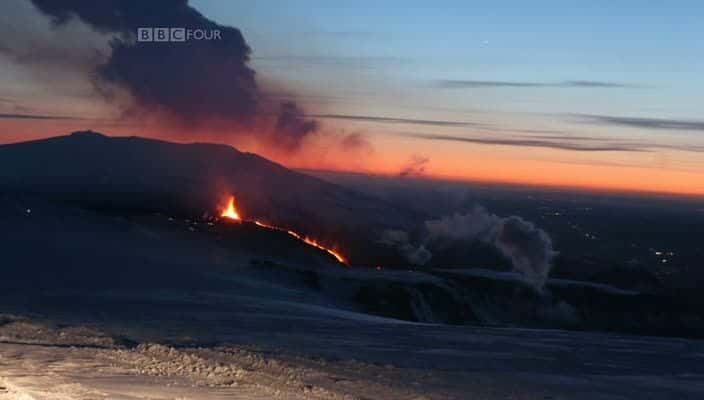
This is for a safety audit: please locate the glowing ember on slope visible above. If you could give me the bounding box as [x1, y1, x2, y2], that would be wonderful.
[220, 196, 347, 264]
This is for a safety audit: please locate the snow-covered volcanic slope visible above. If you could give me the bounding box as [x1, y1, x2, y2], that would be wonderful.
[1, 196, 704, 399]
[0, 131, 420, 264]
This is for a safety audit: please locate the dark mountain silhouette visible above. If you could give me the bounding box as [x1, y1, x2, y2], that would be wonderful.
[0, 131, 422, 264]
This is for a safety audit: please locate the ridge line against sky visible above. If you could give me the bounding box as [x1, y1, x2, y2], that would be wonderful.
[0, 0, 703, 196]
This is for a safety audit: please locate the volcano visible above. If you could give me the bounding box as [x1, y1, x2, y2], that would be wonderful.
[0, 131, 422, 265]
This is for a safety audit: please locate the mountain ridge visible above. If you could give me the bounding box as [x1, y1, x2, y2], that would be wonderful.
[0, 131, 423, 264]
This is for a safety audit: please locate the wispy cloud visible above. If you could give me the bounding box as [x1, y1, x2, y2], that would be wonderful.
[0, 112, 87, 120]
[502, 128, 611, 141]
[573, 114, 704, 131]
[564, 80, 641, 88]
[0, 97, 33, 113]
[399, 132, 647, 152]
[398, 132, 704, 153]
[436, 80, 546, 88]
[434, 80, 643, 89]
[296, 30, 388, 39]
[254, 55, 409, 69]
[312, 113, 483, 127]
[526, 134, 615, 142]
[651, 143, 704, 152]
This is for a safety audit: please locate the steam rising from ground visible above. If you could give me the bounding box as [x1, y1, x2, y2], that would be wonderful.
[383, 206, 557, 289]
[379, 230, 432, 266]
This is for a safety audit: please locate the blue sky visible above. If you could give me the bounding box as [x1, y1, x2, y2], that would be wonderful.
[193, 0, 704, 118]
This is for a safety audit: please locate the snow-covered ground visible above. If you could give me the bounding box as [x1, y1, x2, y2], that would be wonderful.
[2, 196, 704, 399]
[3, 289, 704, 400]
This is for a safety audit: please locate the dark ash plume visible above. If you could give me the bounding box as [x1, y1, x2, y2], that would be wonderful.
[26, 0, 317, 149]
[340, 132, 372, 152]
[273, 102, 318, 150]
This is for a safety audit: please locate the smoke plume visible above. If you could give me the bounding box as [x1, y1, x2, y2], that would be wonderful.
[382, 206, 557, 289]
[273, 102, 319, 151]
[378, 230, 432, 266]
[426, 207, 557, 288]
[18, 0, 318, 150]
[399, 155, 429, 177]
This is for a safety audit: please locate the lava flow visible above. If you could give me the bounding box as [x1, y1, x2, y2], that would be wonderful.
[219, 196, 347, 264]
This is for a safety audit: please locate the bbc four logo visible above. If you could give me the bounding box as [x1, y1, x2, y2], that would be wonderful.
[137, 27, 222, 42]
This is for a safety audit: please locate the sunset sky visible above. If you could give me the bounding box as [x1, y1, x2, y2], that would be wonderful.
[1, 0, 704, 196]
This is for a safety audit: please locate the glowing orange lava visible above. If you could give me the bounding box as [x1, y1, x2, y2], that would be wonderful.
[220, 196, 347, 264]
[220, 196, 241, 221]
[254, 221, 347, 264]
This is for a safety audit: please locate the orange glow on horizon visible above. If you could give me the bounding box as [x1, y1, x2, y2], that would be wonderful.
[2, 123, 704, 198]
[307, 161, 704, 198]
[282, 134, 704, 198]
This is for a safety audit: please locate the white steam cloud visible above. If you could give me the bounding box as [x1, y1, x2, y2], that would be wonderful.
[382, 206, 557, 289]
